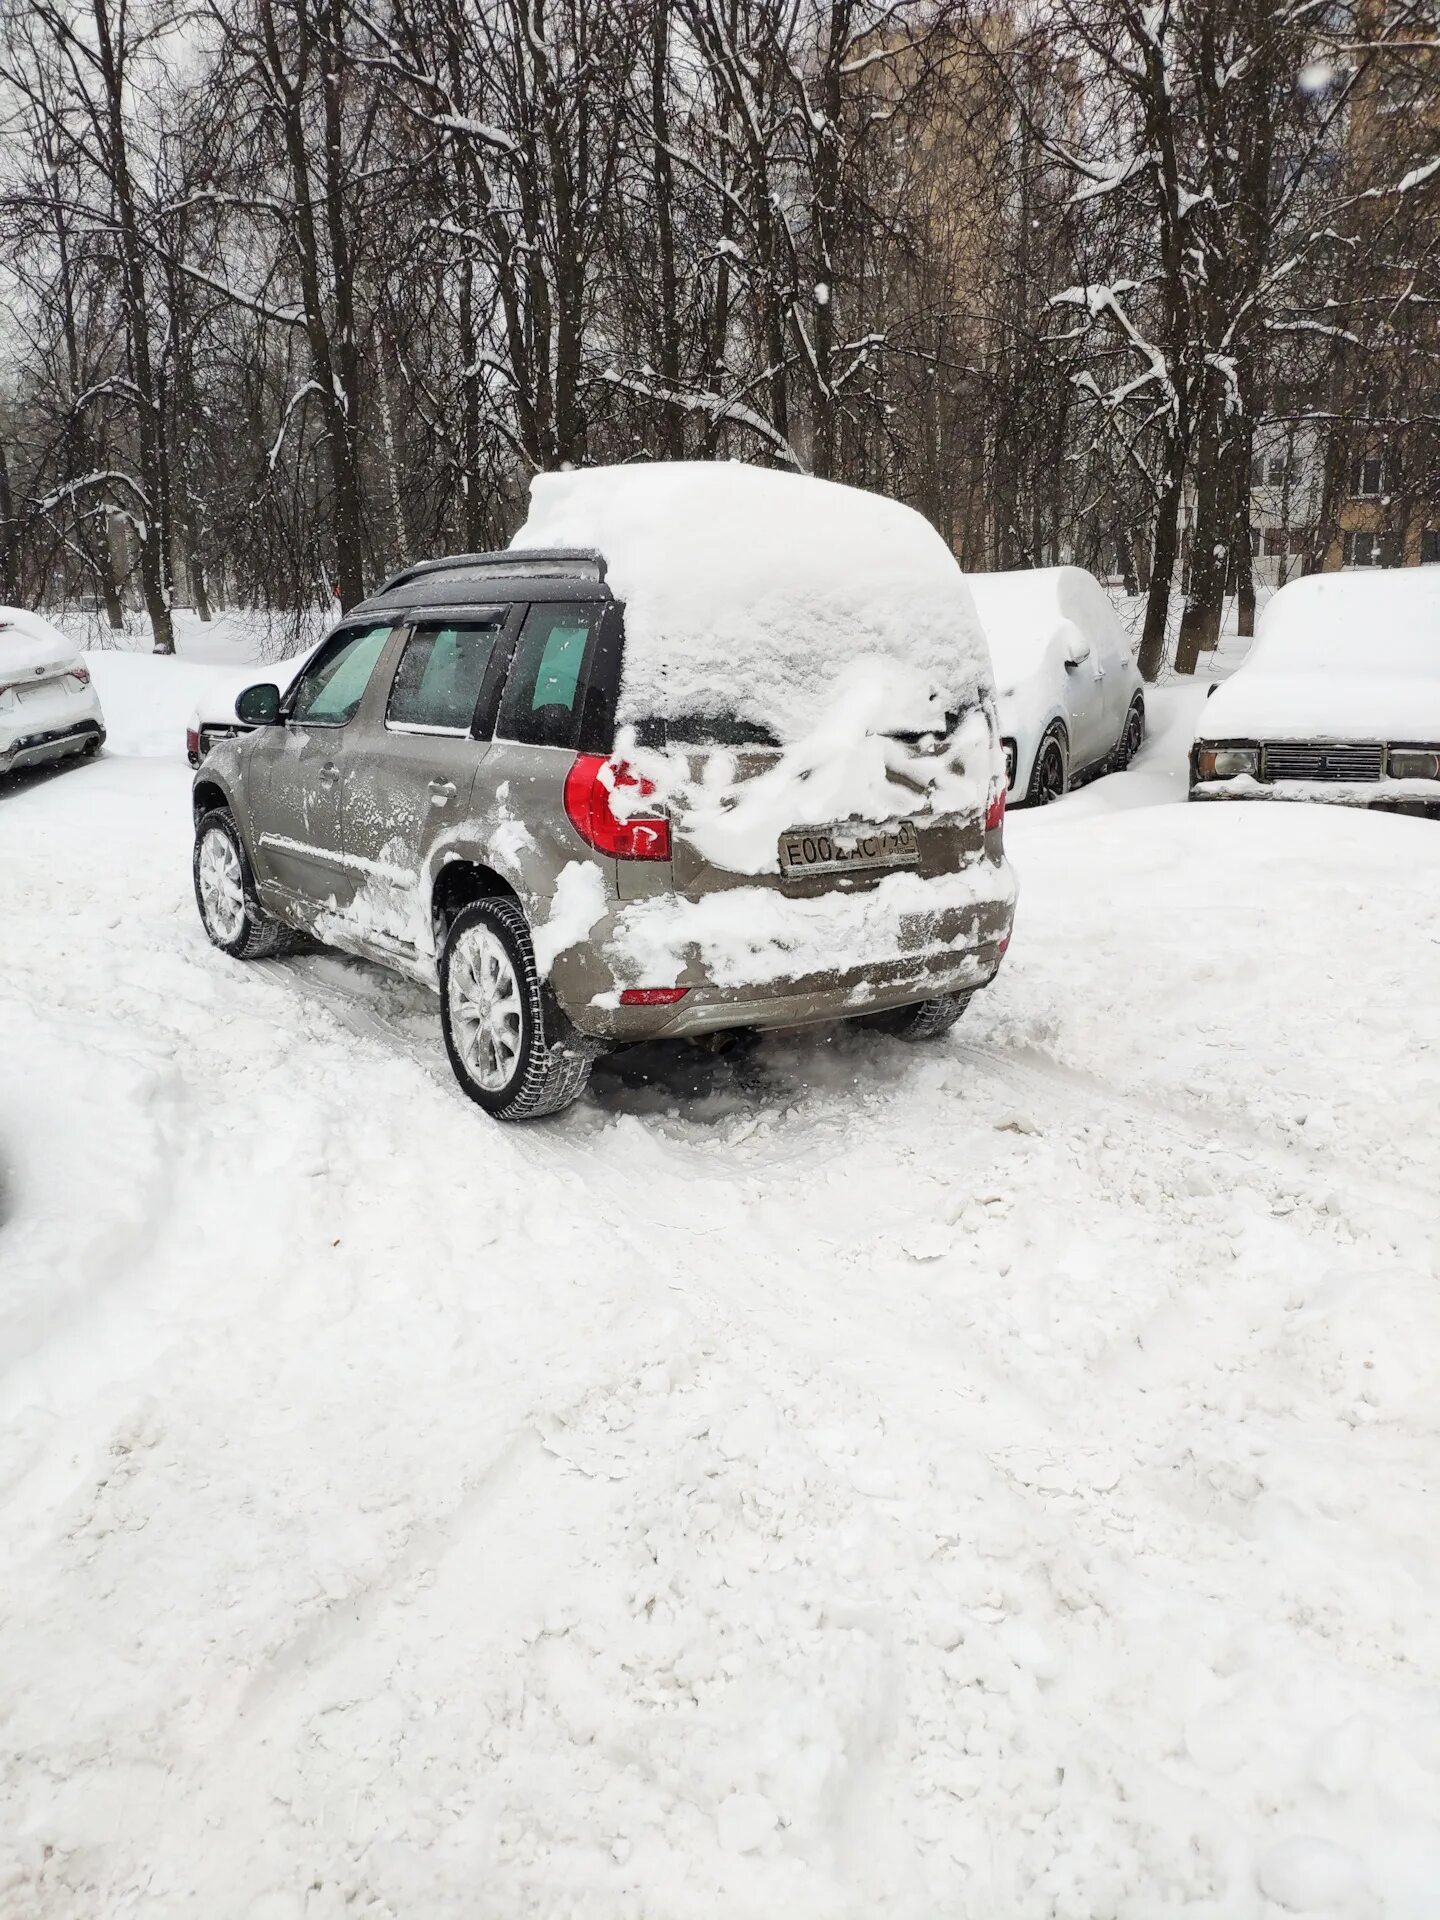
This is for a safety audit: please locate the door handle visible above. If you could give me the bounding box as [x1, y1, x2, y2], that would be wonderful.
[429, 779, 457, 806]
[318, 762, 340, 784]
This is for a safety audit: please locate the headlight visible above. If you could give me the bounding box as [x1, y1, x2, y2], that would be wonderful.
[1387, 748, 1440, 780]
[1002, 738, 1017, 787]
[1196, 747, 1258, 779]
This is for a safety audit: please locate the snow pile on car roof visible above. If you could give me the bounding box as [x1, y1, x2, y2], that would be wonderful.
[512, 462, 990, 738]
[1203, 569, 1440, 739]
[1254, 568, 1439, 671]
[964, 567, 1125, 700]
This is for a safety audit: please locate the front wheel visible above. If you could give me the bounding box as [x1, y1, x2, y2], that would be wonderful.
[853, 992, 972, 1041]
[439, 898, 594, 1121]
[194, 808, 295, 959]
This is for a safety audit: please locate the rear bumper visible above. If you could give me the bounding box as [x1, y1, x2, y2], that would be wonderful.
[1190, 777, 1440, 819]
[554, 860, 1017, 1043]
[0, 717, 105, 773]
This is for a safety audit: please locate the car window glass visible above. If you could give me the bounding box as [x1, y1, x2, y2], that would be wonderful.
[387, 622, 502, 732]
[496, 602, 598, 748]
[290, 625, 392, 726]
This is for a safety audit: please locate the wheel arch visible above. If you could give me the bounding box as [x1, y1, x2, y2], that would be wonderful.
[192, 775, 231, 824]
[432, 856, 522, 945]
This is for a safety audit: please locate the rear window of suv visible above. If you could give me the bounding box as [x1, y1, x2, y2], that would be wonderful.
[496, 602, 601, 749]
[387, 621, 503, 734]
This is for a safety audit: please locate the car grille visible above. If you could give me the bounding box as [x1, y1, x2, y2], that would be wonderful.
[1261, 743, 1383, 783]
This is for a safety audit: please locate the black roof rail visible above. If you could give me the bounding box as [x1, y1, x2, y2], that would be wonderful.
[375, 548, 606, 595]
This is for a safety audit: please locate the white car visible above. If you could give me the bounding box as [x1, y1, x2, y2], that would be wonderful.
[1191, 569, 1440, 818]
[0, 608, 106, 775]
[965, 566, 1145, 803]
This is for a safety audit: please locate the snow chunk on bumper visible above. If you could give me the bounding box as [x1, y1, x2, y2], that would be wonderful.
[606, 861, 1016, 992]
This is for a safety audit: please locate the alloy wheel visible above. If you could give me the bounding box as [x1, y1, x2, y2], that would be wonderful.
[198, 824, 246, 944]
[1038, 741, 1065, 802]
[448, 923, 525, 1092]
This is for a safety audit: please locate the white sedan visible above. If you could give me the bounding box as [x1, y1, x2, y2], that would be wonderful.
[0, 608, 106, 775]
[1191, 569, 1440, 819]
[966, 566, 1145, 804]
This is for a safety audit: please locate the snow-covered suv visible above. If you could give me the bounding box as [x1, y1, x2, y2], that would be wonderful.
[191, 465, 1016, 1119]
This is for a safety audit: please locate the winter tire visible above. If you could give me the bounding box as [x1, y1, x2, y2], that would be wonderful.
[854, 991, 972, 1041]
[439, 897, 595, 1121]
[1115, 697, 1145, 770]
[194, 808, 296, 959]
[1026, 730, 1068, 805]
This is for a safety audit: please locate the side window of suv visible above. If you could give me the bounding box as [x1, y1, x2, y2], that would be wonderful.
[290, 624, 392, 726]
[387, 620, 504, 734]
[495, 602, 599, 749]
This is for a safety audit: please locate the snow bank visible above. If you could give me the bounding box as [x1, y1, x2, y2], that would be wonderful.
[1201, 569, 1440, 739]
[0, 606, 82, 671]
[85, 649, 309, 758]
[513, 462, 990, 740]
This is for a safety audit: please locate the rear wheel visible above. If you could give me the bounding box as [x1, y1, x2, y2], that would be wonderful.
[853, 992, 972, 1041]
[439, 898, 594, 1121]
[1026, 731, 1067, 805]
[1115, 696, 1145, 769]
[194, 808, 296, 959]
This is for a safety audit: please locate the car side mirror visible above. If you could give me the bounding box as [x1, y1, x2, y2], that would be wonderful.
[236, 682, 281, 725]
[1064, 641, 1091, 668]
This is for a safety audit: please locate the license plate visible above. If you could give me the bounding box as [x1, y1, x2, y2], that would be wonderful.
[779, 819, 920, 876]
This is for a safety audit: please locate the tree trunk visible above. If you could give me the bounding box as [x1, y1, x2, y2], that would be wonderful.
[91, 0, 174, 653]
[0, 439, 17, 602]
[650, 0, 683, 458]
[1137, 473, 1182, 682]
[1176, 408, 1226, 675]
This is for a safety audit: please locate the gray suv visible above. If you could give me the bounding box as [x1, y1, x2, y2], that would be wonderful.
[191, 550, 1015, 1119]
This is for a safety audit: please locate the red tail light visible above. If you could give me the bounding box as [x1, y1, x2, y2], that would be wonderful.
[618, 987, 689, 1006]
[186, 725, 201, 760]
[564, 754, 671, 861]
[68, 662, 91, 685]
[985, 781, 1006, 833]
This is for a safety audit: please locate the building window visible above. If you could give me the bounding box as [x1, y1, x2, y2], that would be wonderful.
[1352, 456, 1386, 498]
[1288, 529, 1313, 557]
[1266, 455, 1286, 486]
[1263, 528, 1287, 557]
[1422, 530, 1440, 566]
[1343, 530, 1384, 567]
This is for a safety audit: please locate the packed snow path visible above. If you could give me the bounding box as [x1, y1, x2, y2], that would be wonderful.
[2, 683, 1439, 1918]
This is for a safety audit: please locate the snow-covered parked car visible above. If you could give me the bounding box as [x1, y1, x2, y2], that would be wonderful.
[1190, 569, 1440, 818]
[0, 607, 106, 775]
[965, 566, 1145, 803]
[187, 650, 319, 766]
[191, 463, 1017, 1119]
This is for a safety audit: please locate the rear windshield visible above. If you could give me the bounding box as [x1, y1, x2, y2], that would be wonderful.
[631, 711, 782, 750]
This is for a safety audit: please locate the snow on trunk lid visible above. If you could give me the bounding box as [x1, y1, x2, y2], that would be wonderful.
[512, 463, 1000, 878]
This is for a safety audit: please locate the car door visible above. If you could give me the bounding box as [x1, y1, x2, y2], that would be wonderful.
[243, 621, 395, 922]
[1058, 618, 1109, 772]
[338, 609, 518, 963]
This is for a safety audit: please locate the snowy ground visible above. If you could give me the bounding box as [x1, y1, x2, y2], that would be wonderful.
[2, 645, 1439, 1919]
